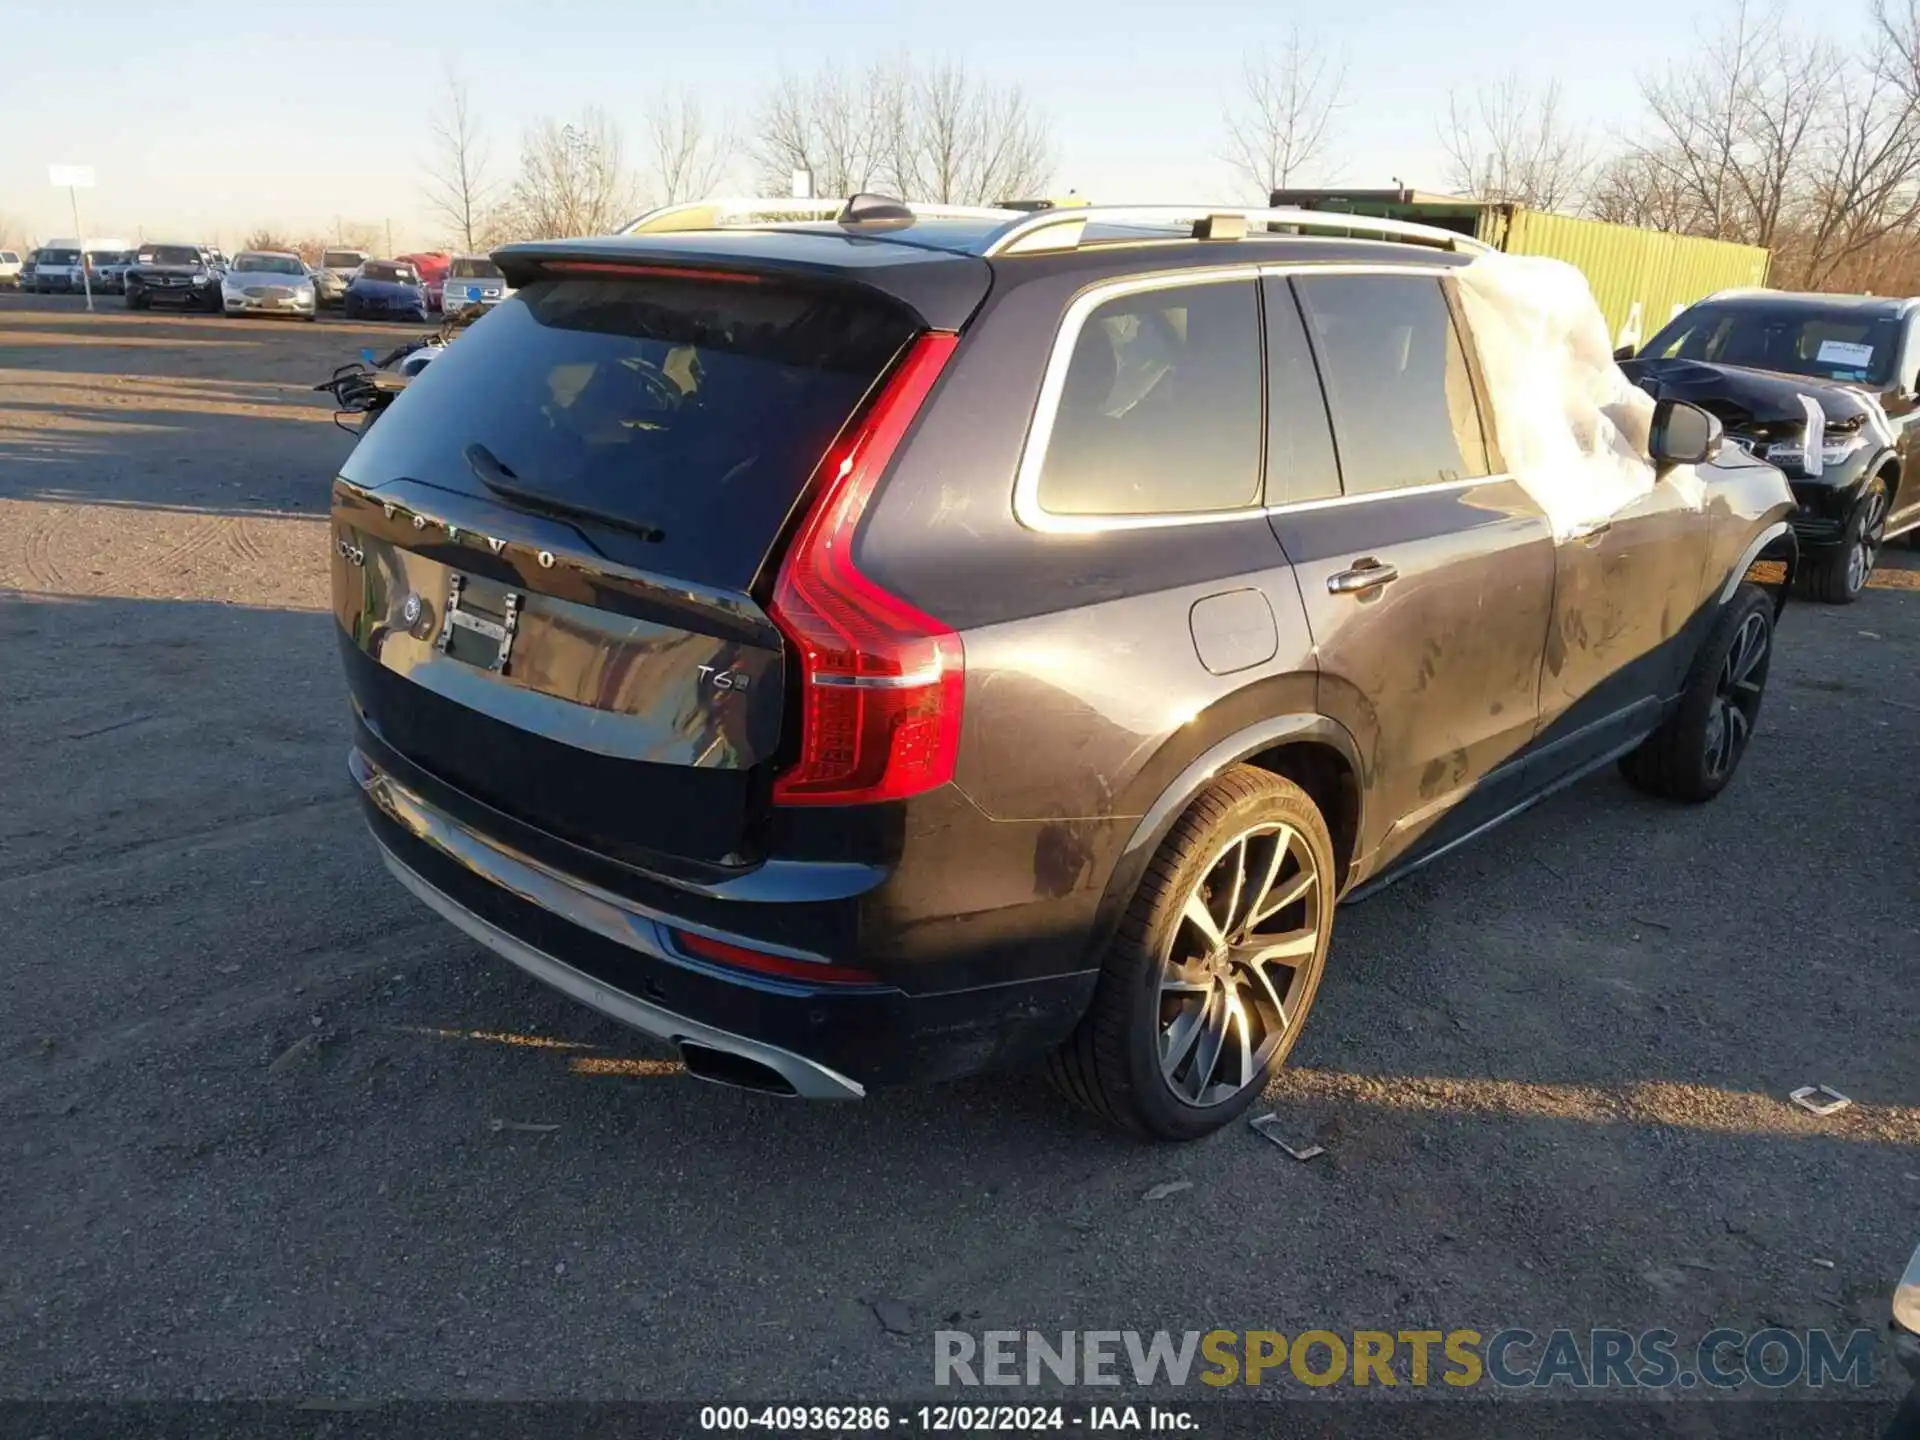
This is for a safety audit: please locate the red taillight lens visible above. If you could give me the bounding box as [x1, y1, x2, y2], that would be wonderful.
[769, 332, 962, 806]
[671, 928, 878, 985]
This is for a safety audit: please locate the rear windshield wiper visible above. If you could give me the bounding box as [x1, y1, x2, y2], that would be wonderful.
[463, 442, 665, 543]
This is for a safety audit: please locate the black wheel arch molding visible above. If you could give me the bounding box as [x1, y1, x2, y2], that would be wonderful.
[1080, 710, 1366, 971]
[1720, 519, 1798, 615]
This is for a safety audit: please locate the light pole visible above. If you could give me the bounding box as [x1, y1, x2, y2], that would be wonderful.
[49, 163, 96, 312]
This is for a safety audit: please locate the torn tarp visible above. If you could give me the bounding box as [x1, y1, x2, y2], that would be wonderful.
[1453, 253, 1702, 540]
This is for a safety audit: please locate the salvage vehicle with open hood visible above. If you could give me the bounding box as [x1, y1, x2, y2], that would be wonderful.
[329, 199, 1796, 1140]
[1622, 290, 1919, 603]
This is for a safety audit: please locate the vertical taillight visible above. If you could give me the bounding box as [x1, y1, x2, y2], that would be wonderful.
[768, 333, 962, 806]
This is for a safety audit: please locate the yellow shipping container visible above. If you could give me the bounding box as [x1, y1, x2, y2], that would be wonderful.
[1270, 189, 1772, 346]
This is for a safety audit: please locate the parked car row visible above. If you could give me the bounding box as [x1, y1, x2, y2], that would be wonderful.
[4, 241, 512, 321]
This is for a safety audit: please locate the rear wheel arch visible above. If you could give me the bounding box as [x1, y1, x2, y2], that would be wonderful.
[1110, 714, 1366, 906]
[1239, 739, 1361, 894]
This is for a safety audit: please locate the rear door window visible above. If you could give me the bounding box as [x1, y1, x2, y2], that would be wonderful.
[1293, 273, 1491, 496]
[341, 273, 918, 589]
[1261, 278, 1342, 506]
[1034, 279, 1262, 516]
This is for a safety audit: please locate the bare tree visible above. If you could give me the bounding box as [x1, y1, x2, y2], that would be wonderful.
[290, 234, 334, 264]
[1220, 28, 1348, 199]
[0, 214, 29, 251]
[242, 228, 294, 252]
[504, 108, 641, 239]
[885, 59, 1052, 203]
[1634, 0, 1836, 249]
[641, 90, 732, 206]
[1585, 150, 1700, 230]
[1791, 44, 1920, 287]
[753, 57, 1051, 203]
[752, 63, 891, 197]
[1439, 74, 1592, 210]
[425, 69, 495, 251]
[1594, 0, 1920, 287]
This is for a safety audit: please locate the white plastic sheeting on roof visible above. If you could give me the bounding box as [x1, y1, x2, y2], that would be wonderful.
[1453, 253, 1702, 540]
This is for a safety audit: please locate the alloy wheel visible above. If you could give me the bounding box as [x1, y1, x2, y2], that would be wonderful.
[1703, 610, 1769, 780]
[1848, 488, 1889, 595]
[1157, 823, 1323, 1108]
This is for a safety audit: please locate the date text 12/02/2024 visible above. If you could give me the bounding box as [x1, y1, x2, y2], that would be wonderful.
[698, 1406, 1194, 1432]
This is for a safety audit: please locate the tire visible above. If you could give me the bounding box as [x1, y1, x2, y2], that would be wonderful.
[1799, 475, 1889, 604]
[124, 290, 142, 310]
[1620, 583, 1774, 803]
[1047, 765, 1336, 1141]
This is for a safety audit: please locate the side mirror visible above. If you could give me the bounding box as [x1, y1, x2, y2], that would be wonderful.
[1612, 344, 1637, 362]
[1649, 398, 1722, 469]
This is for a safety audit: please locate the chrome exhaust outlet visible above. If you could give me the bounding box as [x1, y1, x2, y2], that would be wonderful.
[678, 1042, 800, 1096]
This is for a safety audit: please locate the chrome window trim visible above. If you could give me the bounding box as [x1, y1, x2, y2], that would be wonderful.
[1012, 261, 1478, 535]
[1266, 474, 1494, 517]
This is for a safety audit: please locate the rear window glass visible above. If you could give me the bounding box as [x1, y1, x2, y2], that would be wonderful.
[1294, 274, 1490, 497]
[42, 249, 78, 265]
[450, 257, 502, 279]
[342, 275, 917, 589]
[360, 262, 418, 284]
[1035, 280, 1262, 516]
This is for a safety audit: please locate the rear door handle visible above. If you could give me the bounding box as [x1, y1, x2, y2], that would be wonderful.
[1327, 558, 1399, 595]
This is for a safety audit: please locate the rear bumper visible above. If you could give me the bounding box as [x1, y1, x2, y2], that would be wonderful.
[353, 748, 1097, 1090]
[380, 841, 867, 1099]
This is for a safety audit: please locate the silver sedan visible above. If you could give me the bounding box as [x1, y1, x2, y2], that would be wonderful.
[220, 252, 318, 320]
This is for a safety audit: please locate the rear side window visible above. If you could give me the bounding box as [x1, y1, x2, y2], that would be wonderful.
[1293, 274, 1490, 497]
[342, 274, 917, 589]
[1035, 279, 1262, 516]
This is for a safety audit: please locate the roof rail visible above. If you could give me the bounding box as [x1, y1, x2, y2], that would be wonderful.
[617, 197, 1019, 235]
[980, 205, 1496, 258]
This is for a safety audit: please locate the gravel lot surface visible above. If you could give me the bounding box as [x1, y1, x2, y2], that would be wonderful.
[1, 293, 1915, 1424]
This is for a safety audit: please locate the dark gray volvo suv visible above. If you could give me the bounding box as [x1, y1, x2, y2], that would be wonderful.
[330, 201, 1797, 1140]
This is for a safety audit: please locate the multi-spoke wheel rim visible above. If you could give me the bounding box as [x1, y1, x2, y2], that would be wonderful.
[1703, 610, 1769, 780]
[1849, 489, 1888, 594]
[1157, 823, 1324, 1108]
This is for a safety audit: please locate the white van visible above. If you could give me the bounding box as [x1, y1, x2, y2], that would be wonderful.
[33, 237, 132, 295]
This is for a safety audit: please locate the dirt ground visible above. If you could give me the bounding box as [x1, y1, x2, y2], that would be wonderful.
[1, 293, 1916, 1425]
